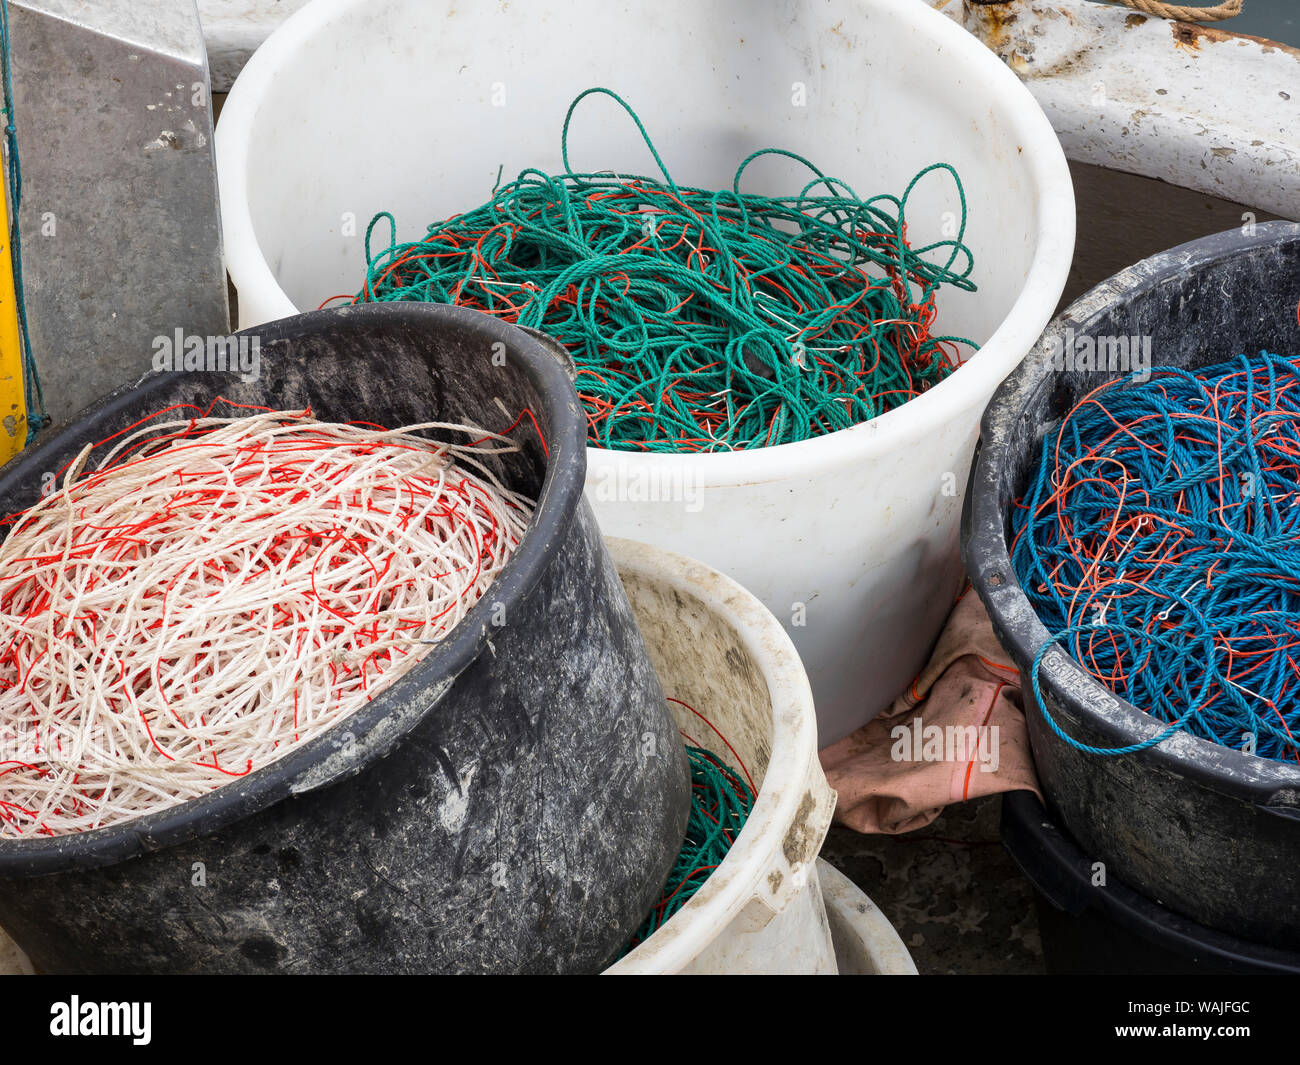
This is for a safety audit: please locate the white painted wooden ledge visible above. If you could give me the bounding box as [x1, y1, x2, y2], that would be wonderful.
[926, 0, 1299, 217]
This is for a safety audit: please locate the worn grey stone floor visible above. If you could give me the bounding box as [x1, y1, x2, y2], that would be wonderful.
[821, 794, 1044, 975]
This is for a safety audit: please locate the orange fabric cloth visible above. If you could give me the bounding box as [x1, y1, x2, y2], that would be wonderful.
[820, 590, 1042, 834]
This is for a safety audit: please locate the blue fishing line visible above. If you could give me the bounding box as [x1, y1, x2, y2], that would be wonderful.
[1011, 352, 1300, 763]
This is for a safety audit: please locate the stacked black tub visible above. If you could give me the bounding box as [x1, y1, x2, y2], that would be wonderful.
[965, 223, 1300, 973]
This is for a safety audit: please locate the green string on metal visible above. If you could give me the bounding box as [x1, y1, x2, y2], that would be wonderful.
[0, 0, 47, 441]
[346, 87, 979, 453]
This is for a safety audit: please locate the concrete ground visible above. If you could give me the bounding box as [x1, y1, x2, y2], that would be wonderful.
[823, 795, 1044, 974]
[819, 162, 1285, 975]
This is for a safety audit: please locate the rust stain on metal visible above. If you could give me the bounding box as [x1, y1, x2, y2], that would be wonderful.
[965, 2, 1105, 79]
[1124, 13, 1147, 28]
[1169, 22, 1300, 64]
[1236, 31, 1300, 63]
[1171, 23, 1201, 53]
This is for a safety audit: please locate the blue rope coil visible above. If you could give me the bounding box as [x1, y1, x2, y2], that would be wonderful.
[1011, 353, 1300, 764]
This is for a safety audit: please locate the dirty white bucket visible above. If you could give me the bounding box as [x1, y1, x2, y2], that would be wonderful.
[817, 859, 917, 975]
[603, 537, 838, 974]
[216, 0, 1075, 744]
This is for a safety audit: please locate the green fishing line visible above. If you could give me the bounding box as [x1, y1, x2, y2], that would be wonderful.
[348, 87, 978, 452]
[620, 744, 755, 956]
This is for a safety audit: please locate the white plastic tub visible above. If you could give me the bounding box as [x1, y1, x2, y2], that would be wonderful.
[216, 0, 1075, 743]
[604, 537, 839, 975]
[817, 859, 917, 975]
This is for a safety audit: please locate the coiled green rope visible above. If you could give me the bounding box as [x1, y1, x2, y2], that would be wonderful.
[621, 744, 755, 956]
[346, 87, 978, 452]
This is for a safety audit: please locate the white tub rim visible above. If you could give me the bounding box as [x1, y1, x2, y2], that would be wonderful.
[817, 857, 918, 975]
[602, 536, 828, 975]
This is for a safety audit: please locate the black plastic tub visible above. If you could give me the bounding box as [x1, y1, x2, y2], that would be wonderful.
[964, 221, 1300, 949]
[0, 302, 692, 974]
[1002, 791, 1300, 974]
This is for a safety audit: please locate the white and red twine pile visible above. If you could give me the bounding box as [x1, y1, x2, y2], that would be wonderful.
[0, 402, 535, 837]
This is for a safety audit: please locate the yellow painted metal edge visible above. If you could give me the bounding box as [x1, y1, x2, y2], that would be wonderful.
[0, 180, 26, 461]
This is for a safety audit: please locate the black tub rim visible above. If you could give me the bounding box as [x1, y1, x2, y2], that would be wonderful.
[1001, 789, 1300, 974]
[963, 220, 1300, 806]
[0, 302, 587, 876]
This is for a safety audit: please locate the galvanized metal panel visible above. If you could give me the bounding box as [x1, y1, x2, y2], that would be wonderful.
[10, 0, 229, 425]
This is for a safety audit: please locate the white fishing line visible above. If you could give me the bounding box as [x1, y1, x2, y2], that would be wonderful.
[0, 407, 535, 837]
